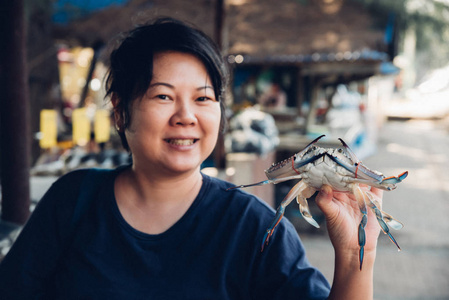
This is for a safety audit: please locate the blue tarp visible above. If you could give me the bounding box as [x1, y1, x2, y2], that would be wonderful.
[53, 0, 129, 24]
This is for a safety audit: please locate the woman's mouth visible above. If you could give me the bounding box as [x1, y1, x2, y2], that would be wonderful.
[165, 139, 198, 146]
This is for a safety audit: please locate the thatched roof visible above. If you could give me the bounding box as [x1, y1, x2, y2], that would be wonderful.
[52, 0, 216, 48]
[53, 0, 388, 63]
[227, 0, 386, 58]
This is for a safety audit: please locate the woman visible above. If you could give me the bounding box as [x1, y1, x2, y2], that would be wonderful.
[0, 18, 381, 299]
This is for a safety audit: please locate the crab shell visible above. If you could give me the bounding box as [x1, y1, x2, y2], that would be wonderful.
[265, 146, 383, 193]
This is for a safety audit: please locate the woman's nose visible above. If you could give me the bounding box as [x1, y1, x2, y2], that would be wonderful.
[170, 101, 197, 126]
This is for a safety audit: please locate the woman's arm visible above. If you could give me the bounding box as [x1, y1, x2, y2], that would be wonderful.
[315, 185, 382, 300]
[0, 171, 83, 298]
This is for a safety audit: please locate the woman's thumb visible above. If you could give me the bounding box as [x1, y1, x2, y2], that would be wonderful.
[315, 185, 334, 214]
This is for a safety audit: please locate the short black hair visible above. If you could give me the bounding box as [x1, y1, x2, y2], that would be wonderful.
[105, 17, 228, 151]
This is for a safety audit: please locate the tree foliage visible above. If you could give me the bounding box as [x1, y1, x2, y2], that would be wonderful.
[353, 0, 449, 70]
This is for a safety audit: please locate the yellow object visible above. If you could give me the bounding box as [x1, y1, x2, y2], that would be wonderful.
[39, 109, 58, 149]
[57, 140, 74, 149]
[94, 109, 111, 143]
[72, 108, 91, 146]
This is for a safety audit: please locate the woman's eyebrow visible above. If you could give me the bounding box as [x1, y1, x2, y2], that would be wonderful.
[148, 82, 213, 91]
[197, 85, 214, 91]
[148, 82, 174, 89]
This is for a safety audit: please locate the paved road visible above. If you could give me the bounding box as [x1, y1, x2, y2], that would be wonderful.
[300, 118, 449, 300]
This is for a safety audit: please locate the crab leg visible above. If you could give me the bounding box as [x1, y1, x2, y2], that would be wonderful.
[365, 192, 402, 251]
[381, 212, 404, 230]
[261, 180, 315, 251]
[226, 174, 303, 191]
[365, 192, 404, 230]
[353, 185, 369, 270]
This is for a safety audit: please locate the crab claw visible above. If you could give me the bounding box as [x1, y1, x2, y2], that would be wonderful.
[381, 171, 408, 185]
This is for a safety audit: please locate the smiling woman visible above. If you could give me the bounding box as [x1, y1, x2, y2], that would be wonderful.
[0, 17, 381, 300]
[105, 18, 228, 152]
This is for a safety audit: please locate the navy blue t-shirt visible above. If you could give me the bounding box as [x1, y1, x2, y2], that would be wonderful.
[0, 167, 330, 299]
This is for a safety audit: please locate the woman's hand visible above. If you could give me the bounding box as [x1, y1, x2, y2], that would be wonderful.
[315, 185, 382, 258]
[315, 185, 382, 299]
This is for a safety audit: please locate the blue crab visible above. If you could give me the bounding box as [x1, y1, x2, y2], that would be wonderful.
[228, 135, 408, 270]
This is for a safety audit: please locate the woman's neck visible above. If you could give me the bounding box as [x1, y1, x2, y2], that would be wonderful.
[114, 166, 203, 234]
[133, 165, 202, 198]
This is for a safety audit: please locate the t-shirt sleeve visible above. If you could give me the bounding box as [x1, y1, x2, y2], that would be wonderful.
[250, 217, 331, 300]
[0, 170, 85, 298]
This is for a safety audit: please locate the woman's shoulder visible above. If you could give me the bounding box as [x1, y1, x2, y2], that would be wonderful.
[40, 167, 121, 210]
[46, 168, 91, 198]
[32, 167, 121, 227]
[201, 174, 277, 223]
[55, 168, 91, 185]
[53, 166, 121, 190]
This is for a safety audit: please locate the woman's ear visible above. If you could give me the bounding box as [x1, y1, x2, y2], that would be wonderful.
[111, 93, 124, 131]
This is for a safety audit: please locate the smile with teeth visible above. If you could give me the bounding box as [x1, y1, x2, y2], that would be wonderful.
[166, 139, 198, 146]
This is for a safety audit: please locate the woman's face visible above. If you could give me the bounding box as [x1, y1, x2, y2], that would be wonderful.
[125, 51, 221, 177]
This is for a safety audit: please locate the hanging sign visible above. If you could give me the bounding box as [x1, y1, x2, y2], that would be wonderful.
[94, 109, 111, 143]
[72, 108, 90, 146]
[39, 109, 58, 149]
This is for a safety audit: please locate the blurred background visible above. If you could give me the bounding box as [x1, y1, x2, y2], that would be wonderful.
[1, 0, 449, 299]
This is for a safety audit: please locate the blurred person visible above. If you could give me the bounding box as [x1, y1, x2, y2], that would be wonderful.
[0, 18, 382, 299]
[258, 82, 287, 109]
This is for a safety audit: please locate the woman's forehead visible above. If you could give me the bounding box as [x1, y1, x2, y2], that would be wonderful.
[151, 51, 212, 84]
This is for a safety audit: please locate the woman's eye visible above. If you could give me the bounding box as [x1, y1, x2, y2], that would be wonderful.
[156, 95, 169, 100]
[197, 96, 215, 102]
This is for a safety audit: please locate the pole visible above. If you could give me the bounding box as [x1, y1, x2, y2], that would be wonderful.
[213, 0, 227, 169]
[0, 0, 31, 224]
